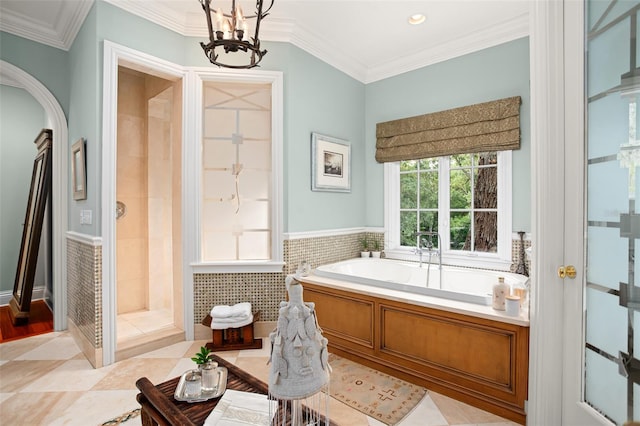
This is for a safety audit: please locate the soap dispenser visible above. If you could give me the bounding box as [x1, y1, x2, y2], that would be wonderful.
[492, 276, 509, 311]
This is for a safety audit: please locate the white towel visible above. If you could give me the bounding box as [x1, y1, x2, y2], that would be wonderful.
[210, 305, 233, 318]
[210, 314, 253, 330]
[211, 313, 251, 323]
[204, 389, 276, 426]
[211, 302, 252, 319]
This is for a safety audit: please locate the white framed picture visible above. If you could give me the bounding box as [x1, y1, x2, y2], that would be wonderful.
[311, 133, 351, 192]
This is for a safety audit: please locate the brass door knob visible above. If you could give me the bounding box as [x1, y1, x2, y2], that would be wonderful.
[558, 265, 577, 279]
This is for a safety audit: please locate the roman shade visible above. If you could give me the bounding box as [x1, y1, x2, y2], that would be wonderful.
[375, 96, 521, 163]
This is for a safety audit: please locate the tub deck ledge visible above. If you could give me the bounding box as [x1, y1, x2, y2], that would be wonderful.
[304, 273, 530, 327]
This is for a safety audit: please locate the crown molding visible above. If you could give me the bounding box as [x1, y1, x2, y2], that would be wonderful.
[0, 0, 93, 51]
[364, 12, 529, 83]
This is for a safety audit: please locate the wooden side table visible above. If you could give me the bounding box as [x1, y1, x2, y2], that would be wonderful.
[136, 353, 335, 426]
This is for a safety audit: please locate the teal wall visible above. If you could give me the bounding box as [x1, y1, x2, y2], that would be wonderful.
[0, 85, 46, 292]
[0, 32, 70, 117]
[364, 37, 531, 232]
[283, 46, 366, 231]
[68, 3, 100, 235]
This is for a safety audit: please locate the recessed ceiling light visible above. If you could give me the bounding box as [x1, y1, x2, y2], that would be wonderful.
[409, 14, 426, 25]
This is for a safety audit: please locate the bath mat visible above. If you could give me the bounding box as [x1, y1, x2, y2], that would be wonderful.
[328, 354, 427, 425]
[100, 408, 140, 425]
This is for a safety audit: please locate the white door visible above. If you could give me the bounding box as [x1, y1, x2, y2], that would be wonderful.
[563, 1, 640, 424]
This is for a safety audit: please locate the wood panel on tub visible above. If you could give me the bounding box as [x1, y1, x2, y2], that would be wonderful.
[300, 279, 529, 425]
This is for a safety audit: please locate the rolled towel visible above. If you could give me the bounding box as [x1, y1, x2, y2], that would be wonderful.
[210, 313, 253, 330]
[211, 302, 252, 319]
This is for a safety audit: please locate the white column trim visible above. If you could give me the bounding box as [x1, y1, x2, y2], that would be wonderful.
[527, 0, 566, 423]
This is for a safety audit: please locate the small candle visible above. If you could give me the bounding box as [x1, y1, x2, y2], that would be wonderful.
[505, 295, 521, 317]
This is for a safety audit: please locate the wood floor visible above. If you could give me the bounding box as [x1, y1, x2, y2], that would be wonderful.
[0, 300, 53, 343]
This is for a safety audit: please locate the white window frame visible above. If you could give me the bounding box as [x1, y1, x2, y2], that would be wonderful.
[384, 151, 513, 270]
[187, 68, 284, 273]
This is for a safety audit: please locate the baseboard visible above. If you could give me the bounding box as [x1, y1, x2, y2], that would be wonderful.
[0, 286, 46, 306]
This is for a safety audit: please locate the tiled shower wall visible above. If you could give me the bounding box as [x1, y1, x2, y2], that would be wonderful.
[66, 238, 102, 348]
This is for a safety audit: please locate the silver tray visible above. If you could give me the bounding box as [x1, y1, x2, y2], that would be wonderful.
[174, 367, 228, 403]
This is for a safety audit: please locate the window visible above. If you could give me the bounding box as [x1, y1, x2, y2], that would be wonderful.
[385, 151, 512, 269]
[194, 71, 283, 272]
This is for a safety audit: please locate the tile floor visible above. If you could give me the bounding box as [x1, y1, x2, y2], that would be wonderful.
[117, 309, 175, 341]
[0, 331, 519, 426]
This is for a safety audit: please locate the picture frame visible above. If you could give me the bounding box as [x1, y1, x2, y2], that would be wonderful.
[71, 138, 86, 201]
[10, 129, 52, 325]
[311, 132, 351, 192]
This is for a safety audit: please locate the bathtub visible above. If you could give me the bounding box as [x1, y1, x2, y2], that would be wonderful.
[300, 257, 531, 423]
[313, 257, 529, 306]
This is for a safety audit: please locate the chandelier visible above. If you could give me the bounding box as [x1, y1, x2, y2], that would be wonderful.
[199, 0, 274, 69]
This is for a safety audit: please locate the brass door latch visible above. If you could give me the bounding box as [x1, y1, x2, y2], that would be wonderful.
[558, 265, 577, 279]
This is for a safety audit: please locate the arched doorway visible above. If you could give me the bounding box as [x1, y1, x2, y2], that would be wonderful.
[0, 60, 68, 331]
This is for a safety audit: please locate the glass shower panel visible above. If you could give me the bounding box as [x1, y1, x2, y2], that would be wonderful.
[201, 81, 272, 261]
[585, 1, 640, 422]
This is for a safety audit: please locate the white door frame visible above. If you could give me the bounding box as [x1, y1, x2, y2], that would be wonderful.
[0, 60, 68, 332]
[101, 41, 189, 366]
[528, 0, 567, 422]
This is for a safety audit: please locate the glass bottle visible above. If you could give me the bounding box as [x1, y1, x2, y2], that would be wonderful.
[200, 359, 219, 393]
[492, 276, 509, 311]
[184, 369, 202, 398]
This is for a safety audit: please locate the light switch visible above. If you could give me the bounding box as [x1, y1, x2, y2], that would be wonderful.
[80, 209, 92, 225]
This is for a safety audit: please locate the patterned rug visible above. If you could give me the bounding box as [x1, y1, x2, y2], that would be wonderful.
[328, 354, 427, 425]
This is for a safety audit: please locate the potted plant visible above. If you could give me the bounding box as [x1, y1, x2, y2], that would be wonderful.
[191, 346, 213, 366]
[371, 239, 382, 258]
[359, 237, 370, 258]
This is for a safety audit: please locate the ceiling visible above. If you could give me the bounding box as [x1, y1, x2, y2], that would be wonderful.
[0, 0, 530, 83]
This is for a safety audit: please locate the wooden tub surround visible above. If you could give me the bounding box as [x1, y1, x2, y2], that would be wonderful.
[298, 277, 529, 424]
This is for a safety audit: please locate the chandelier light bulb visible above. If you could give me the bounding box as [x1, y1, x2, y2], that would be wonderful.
[215, 8, 224, 29]
[223, 18, 231, 39]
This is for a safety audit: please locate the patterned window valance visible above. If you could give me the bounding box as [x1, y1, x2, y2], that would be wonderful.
[375, 96, 521, 163]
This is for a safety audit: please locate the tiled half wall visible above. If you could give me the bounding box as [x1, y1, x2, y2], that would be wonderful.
[66, 233, 102, 366]
[65, 231, 530, 353]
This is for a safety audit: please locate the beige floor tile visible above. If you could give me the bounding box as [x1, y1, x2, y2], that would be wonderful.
[396, 392, 449, 426]
[0, 391, 85, 425]
[0, 332, 59, 361]
[430, 391, 517, 425]
[0, 360, 66, 392]
[163, 357, 198, 382]
[15, 334, 80, 360]
[91, 357, 178, 390]
[20, 359, 112, 392]
[233, 356, 270, 383]
[0, 331, 518, 426]
[50, 389, 140, 426]
[135, 340, 194, 359]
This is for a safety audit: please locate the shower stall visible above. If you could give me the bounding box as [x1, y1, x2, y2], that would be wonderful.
[114, 66, 183, 355]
